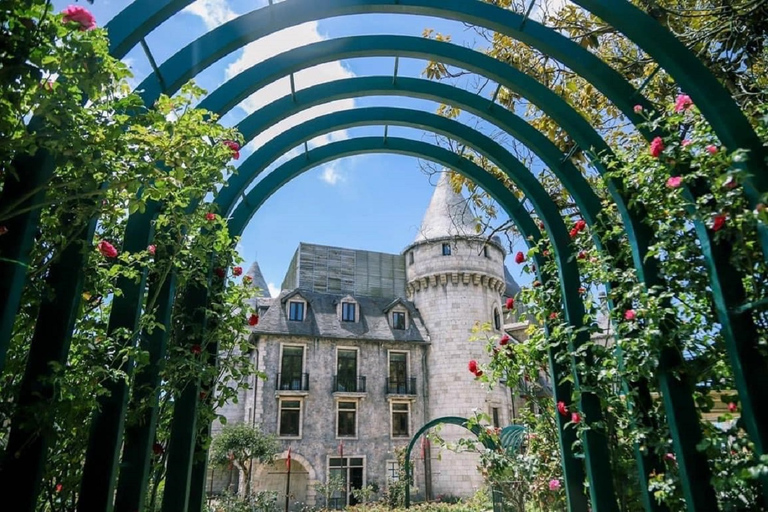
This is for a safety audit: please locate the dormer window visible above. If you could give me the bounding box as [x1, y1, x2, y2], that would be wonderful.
[288, 300, 305, 321]
[341, 301, 357, 323]
[392, 311, 406, 330]
[442, 243, 451, 256]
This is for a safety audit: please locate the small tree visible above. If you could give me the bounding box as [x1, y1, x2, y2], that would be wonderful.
[314, 475, 346, 510]
[209, 423, 280, 496]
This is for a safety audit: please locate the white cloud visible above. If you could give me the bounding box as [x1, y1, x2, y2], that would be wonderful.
[183, 0, 238, 30]
[223, 22, 357, 176]
[320, 163, 344, 185]
[267, 282, 280, 298]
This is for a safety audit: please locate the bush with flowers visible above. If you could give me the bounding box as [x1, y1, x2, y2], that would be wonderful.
[459, 93, 768, 511]
[0, 3, 261, 510]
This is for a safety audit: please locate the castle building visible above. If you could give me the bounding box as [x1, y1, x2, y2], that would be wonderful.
[212, 173, 528, 507]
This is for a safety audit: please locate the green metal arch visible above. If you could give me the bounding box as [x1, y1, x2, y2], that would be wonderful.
[215, 79, 602, 228]
[227, 135, 604, 509]
[108, 0, 766, 208]
[402, 416, 499, 508]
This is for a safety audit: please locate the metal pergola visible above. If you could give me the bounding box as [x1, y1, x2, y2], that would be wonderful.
[0, 1, 766, 512]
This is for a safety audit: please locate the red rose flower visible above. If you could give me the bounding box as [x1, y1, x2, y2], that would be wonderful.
[706, 145, 718, 155]
[650, 137, 664, 158]
[475, 370, 483, 378]
[712, 214, 726, 231]
[557, 401, 568, 416]
[223, 140, 241, 160]
[468, 360, 478, 374]
[205, 212, 216, 221]
[537, 221, 545, 230]
[505, 297, 514, 310]
[233, 266, 243, 276]
[549, 312, 558, 320]
[191, 344, 202, 355]
[664, 452, 676, 462]
[200, 391, 208, 400]
[248, 313, 259, 326]
[97, 240, 118, 258]
[577, 251, 587, 260]
[724, 176, 738, 190]
[571, 412, 581, 424]
[147, 245, 156, 255]
[55, 483, 63, 493]
[728, 402, 738, 413]
[214, 267, 226, 279]
[514, 251, 525, 264]
[243, 275, 253, 285]
[578, 287, 586, 294]
[569, 228, 579, 238]
[574, 220, 586, 232]
[624, 309, 636, 321]
[61, 5, 96, 30]
[499, 334, 510, 346]
[152, 442, 164, 456]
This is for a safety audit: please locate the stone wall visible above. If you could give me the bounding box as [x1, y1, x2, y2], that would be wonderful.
[405, 237, 513, 498]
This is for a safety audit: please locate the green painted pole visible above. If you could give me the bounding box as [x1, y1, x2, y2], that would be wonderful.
[162, 282, 209, 512]
[78, 209, 157, 512]
[114, 264, 178, 512]
[0, 213, 98, 511]
[0, 147, 56, 373]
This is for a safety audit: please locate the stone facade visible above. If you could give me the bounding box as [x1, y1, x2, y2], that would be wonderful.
[210, 173, 527, 507]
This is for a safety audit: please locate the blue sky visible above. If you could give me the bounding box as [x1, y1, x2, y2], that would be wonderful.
[57, 0, 533, 295]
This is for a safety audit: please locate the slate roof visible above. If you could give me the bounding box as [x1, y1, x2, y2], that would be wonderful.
[251, 289, 429, 343]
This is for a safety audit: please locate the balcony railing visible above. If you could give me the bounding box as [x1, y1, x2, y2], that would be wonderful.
[386, 377, 416, 395]
[333, 375, 366, 393]
[276, 372, 309, 391]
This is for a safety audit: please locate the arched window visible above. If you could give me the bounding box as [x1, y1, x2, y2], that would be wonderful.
[493, 308, 501, 330]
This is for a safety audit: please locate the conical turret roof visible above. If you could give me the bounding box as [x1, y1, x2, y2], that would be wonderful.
[245, 261, 270, 298]
[414, 171, 476, 243]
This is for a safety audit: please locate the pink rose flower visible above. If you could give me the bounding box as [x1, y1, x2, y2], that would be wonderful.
[633, 105, 643, 114]
[223, 140, 240, 160]
[557, 401, 568, 416]
[61, 5, 96, 31]
[666, 176, 682, 188]
[624, 309, 636, 321]
[650, 137, 664, 158]
[549, 479, 561, 491]
[147, 245, 156, 255]
[674, 94, 693, 113]
[706, 145, 718, 154]
[571, 412, 581, 424]
[97, 240, 118, 258]
[681, 139, 692, 147]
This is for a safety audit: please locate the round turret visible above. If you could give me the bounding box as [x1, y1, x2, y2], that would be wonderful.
[403, 172, 514, 498]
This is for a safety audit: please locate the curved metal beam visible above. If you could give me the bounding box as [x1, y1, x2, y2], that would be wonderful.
[216, 76, 602, 229]
[229, 135, 616, 510]
[402, 416, 497, 508]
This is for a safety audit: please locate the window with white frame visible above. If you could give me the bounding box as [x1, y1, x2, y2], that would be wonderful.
[328, 457, 365, 508]
[337, 400, 357, 438]
[391, 402, 410, 437]
[336, 348, 358, 392]
[278, 398, 302, 437]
